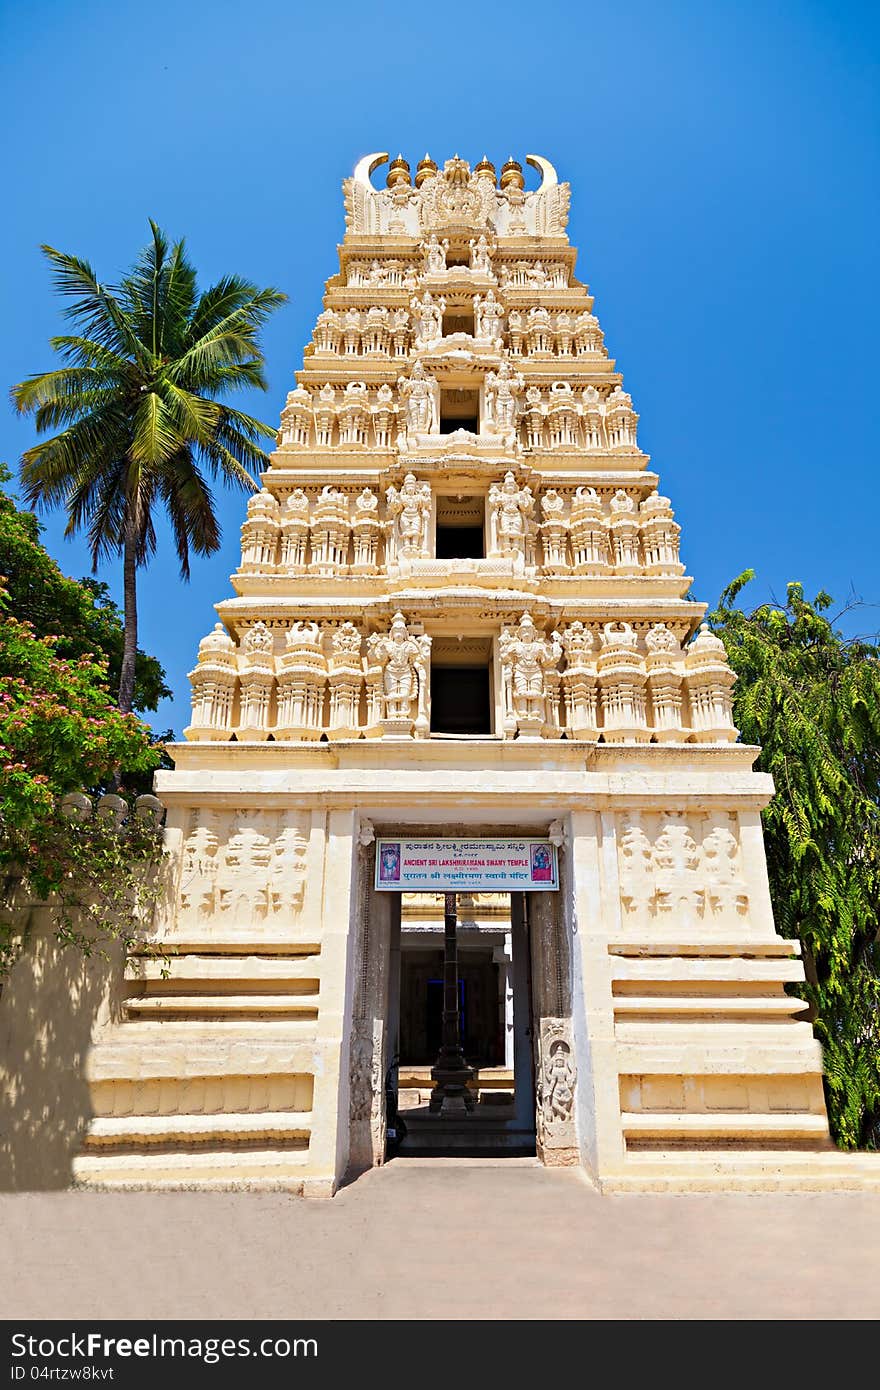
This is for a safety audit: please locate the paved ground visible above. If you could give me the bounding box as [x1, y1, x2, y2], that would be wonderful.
[2, 1157, 879, 1320]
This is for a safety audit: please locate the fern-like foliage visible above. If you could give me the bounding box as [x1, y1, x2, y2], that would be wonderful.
[710, 575, 880, 1148]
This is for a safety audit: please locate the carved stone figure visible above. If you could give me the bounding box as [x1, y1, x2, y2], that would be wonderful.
[216, 815, 273, 923]
[499, 612, 562, 737]
[179, 816, 220, 923]
[645, 622, 678, 654]
[410, 290, 445, 348]
[279, 488, 311, 570]
[535, 1019, 578, 1163]
[473, 289, 504, 345]
[544, 1038, 575, 1120]
[349, 1025, 374, 1123]
[385, 472, 432, 561]
[366, 612, 431, 735]
[314, 383, 337, 447]
[618, 818, 656, 922]
[468, 235, 494, 274]
[417, 157, 497, 232]
[653, 815, 704, 921]
[269, 826, 308, 917]
[488, 471, 534, 561]
[701, 823, 749, 918]
[484, 360, 524, 432]
[397, 360, 437, 436]
[421, 233, 449, 273]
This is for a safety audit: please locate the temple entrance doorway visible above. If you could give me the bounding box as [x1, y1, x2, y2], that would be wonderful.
[390, 890, 537, 1156]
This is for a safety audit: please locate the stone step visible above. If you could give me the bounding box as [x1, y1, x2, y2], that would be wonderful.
[608, 939, 801, 957]
[125, 995, 319, 1018]
[621, 1111, 830, 1142]
[73, 1146, 312, 1190]
[85, 1029, 319, 1083]
[615, 1041, 825, 1075]
[613, 996, 809, 1018]
[127, 955, 320, 984]
[600, 1149, 880, 1193]
[84, 1111, 313, 1146]
[130, 936, 321, 955]
[610, 957, 806, 984]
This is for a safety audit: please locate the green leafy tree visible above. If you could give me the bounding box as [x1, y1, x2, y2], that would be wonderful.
[11, 222, 286, 712]
[0, 463, 168, 713]
[0, 579, 163, 978]
[709, 573, 880, 1148]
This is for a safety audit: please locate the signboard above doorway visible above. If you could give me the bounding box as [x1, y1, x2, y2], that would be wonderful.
[374, 838, 559, 892]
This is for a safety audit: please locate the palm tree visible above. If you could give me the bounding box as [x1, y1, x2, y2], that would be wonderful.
[12, 222, 286, 712]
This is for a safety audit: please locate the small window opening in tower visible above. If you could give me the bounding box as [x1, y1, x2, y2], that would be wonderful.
[443, 309, 475, 338]
[435, 495, 485, 559]
[430, 637, 493, 736]
[439, 387, 480, 435]
[445, 248, 469, 268]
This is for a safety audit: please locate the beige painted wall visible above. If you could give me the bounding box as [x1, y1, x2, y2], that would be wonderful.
[0, 909, 124, 1190]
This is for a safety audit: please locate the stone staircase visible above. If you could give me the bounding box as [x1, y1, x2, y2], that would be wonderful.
[599, 937, 880, 1190]
[73, 943, 322, 1189]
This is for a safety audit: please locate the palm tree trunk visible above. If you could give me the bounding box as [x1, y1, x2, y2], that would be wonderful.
[118, 508, 138, 714]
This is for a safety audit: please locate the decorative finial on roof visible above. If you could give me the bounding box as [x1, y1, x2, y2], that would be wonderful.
[500, 156, 524, 191]
[415, 153, 438, 187]
[387, 154, 412, 188]
[474, 154, 496, 182]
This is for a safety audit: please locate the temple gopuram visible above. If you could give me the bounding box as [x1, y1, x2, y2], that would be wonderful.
[74, 153, 879, 1195]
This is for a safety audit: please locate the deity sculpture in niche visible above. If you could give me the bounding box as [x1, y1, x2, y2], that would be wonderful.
[421, 233, 449, 273]
[484, 360, 524, 433]
[488, 471, 535, 564]
[385, 473, 432, 561]
[410, 290, 445, 348]
[417, 157, 497, 233]
[366, 612, 431, 736]
[468, 235, 494, 274]
[473, 289, 505, 345]
[397, 360, 438, 437]
[499, 612, 562, 737]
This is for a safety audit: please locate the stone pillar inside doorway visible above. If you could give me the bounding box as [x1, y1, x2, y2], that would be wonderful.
[347, 831, 397, 1171]
[527, 884, 579, 1166]
[509, 895, 534, 1135]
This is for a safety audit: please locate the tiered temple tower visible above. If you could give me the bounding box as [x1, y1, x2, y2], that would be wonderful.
[75, 153, 865, 1195]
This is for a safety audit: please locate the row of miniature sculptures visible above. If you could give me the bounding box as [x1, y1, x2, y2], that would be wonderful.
[177, 812, 309, 927]
[187, 613, 737, 744]
[311, 298, 603, 358]
[345, 237, 569, 288]
[238, 477, 680, 577]
[279, 372, 636, 451]
[617, 813, 750, 927]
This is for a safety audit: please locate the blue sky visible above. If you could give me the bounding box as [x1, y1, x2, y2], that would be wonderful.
[1, 0, 878, 739]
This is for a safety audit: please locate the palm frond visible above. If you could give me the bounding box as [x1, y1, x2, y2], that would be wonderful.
[156, 454, 221, 576]
[129, 391, 184, 466]
[39, 245, 150, 368]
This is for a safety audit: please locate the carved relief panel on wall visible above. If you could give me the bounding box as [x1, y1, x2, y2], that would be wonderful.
[616, 811, 750, 931]
[177, 809, 310, 928]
